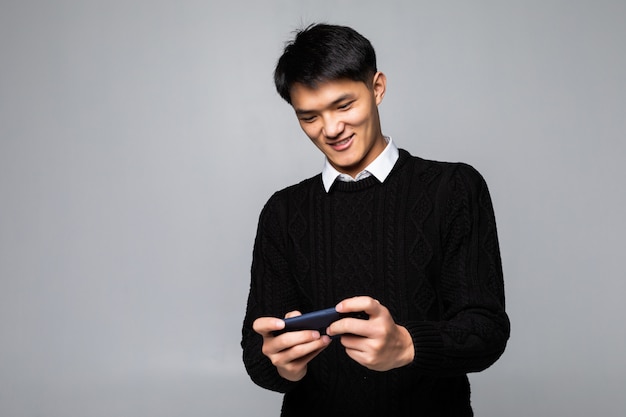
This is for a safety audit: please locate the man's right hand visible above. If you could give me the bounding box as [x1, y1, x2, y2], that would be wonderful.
[253, 311, 332, 382]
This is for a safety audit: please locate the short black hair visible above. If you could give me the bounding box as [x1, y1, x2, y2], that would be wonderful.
[274, 23, 378, 104]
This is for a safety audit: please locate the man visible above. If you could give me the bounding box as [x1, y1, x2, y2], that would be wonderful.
[241, 23, 510, 416]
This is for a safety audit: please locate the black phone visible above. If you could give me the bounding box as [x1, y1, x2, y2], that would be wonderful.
[273, 307, 367, 337]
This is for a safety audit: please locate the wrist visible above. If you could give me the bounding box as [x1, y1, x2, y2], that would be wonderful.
[397, 325, 415, 367]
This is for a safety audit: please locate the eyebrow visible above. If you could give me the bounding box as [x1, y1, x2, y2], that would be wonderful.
[294, 93, 355, 116]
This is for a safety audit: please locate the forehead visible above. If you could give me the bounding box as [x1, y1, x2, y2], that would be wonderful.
[290, 79, 369, 111]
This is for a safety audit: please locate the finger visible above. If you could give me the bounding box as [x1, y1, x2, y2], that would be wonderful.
[338, 333, 369, 351]
[342, 345, 373, 368]
[253, 317, 285, 336]
[275, 337, 332, 381]
[284, 310, 302, 319]
[272, 333, 332, 362]
[336, 296, 381, 316]
[330, 316, 373, 338]
[273, 329, 324, 352]
[285, 335, 332, 360]
[291, 337, 331, 362]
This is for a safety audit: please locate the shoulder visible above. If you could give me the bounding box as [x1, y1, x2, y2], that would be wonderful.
[266, 174, 323, 204]
[258, 174, 323, 219]
[398, 149, 488, 190]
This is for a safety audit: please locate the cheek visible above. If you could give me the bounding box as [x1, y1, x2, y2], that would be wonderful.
[300, 123, 321, 140]
[345, 108, 371, 128]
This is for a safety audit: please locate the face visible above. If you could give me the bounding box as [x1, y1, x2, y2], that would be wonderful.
[289, 73, 387, 178]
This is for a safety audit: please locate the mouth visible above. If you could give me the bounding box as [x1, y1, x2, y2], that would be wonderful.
[328, 134, 354, 151]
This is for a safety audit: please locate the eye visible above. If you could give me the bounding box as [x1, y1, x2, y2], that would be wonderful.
[299, 115, 317, 123]
[338, 100, 354, 110]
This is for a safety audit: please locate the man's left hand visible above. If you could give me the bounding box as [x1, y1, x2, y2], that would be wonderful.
[327, 296, 414, 371]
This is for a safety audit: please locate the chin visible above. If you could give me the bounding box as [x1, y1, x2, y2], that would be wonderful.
[333, 159, 358, 172]
[332, 152, 360, 166]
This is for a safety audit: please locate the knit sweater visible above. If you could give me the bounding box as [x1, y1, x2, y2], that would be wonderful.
[241, 149, 510, 416]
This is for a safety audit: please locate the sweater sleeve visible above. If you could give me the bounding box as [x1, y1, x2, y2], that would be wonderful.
[403, 163, 510, 376]
[241, 192, 301, 393]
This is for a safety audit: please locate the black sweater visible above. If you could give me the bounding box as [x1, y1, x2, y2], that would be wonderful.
[242, 149, 510, 416]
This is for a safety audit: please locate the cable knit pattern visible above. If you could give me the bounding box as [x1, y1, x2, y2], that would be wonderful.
[242, 149, 510, 416]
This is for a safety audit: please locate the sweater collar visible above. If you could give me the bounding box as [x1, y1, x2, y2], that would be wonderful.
[321, 136, 400, 193]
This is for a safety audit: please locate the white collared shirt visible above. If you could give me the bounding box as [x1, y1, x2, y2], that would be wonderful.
[321, 136, 399, 192]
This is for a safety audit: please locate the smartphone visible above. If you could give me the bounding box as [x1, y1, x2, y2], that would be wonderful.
[273, 307, 367, 337]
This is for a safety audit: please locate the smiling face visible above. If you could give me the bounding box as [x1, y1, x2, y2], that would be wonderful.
[290, 72, 387, 178]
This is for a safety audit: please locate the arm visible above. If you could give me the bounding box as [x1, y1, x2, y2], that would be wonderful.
[403, 163, 510, 376]
[241, 193, 329, 391]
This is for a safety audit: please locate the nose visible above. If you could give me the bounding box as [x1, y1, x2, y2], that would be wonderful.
[321, 113, 344, 139]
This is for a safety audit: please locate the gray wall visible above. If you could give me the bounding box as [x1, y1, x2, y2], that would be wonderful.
[1, 1, 625, 416]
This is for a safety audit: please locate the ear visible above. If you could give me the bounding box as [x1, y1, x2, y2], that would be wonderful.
[372, 71, 387, 105]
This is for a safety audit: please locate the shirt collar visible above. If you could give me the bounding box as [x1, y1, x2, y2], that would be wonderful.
[321, 136, 400, 192]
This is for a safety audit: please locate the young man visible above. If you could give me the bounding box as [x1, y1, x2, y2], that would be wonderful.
[241, 24, 510, 416]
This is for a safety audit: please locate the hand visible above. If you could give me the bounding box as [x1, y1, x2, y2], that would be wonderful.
[327, 296, 414, 371]
[253, 311, 332, 382]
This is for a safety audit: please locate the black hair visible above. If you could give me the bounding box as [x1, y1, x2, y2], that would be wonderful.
[274, 23, 378, 104]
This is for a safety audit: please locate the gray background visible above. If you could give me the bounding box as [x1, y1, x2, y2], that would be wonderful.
[1, 1, 625, 416]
